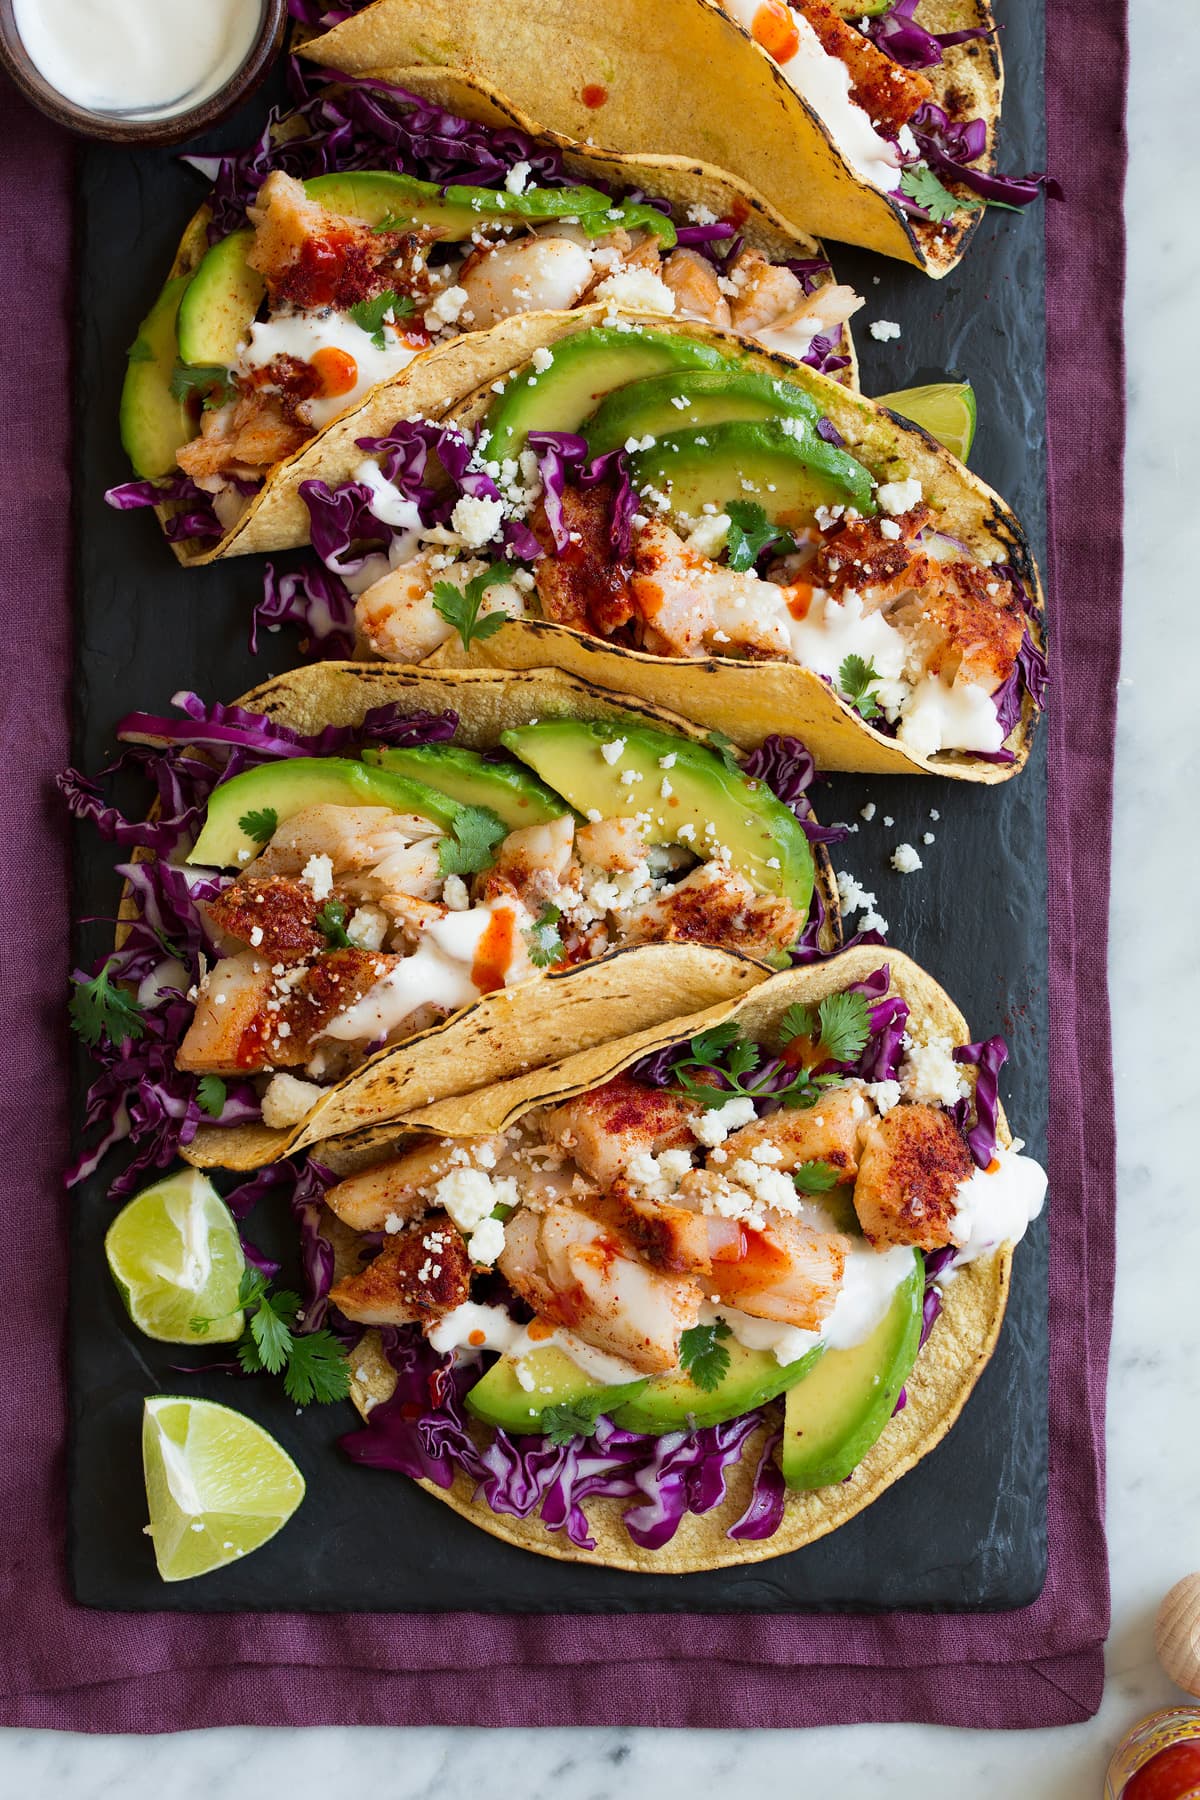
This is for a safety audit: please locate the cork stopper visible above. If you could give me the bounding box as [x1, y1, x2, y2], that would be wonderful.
[1156, 1576, 1200, 1698]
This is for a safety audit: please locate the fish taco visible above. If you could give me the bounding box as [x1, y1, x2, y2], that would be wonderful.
[64, 665, 845, 1185]
[302, 0, 1054, 277]
[108, 59, 862, 564]
[318, 946, 1046, 1569]
[278, 317, 1046, 778]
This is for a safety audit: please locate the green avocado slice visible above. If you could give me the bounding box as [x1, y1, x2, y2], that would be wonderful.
[119, 273, 194, 481]
[583, 366, 821, 457]
[500, 717, 815, 914]
[186, 756, 491, 869]
[484, 325, 743, 462]
[465, 1342, 648, 1433]
[611, 1334, 825, 1434]
[780, 1249, 924, 1490]
[362, 744, 569, 831]
[628, 418, 877, 529]
[176, 229, 266, 368]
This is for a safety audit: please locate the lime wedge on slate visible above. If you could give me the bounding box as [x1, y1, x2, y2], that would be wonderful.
[142, 1396, 305, 1582]
[105, 1168, 245, 1344]
[873, 381, 977, 463]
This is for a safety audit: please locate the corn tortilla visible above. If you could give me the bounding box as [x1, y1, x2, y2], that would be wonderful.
[343, 944, 1019, 1568]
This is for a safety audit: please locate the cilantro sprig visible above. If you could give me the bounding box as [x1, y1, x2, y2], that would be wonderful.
[238, 806, 278, 845]
[524, 903, 565, 969]
[438, 805, 507, 877]
[169, 363, 235, 408]
[779, 991, 872, 1068]
[316, 898, 353, 948]
[193, 1269, 351, 1407]
[899, 165, 982, 223]
[541, 1399, 604, 1446]
[664, 1020, 844, 1113]
[348, 288, 415, 349]
[432, 561, 515, 652]
[838, 653, 883, 721]
[69, 956, 146, 1048]
[196, 1075, 227, 1119]
[724, 499, 797, 573]
[678, 1322, 732, 1393]
[792, 1160, 842, 1194]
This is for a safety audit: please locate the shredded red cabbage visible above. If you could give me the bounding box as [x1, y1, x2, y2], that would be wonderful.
[252, 561, 358, 659]
[104, 473, 227, 543]
[952, 1034, 1008, 1168]
[742, 733, 848, 848]
[527, 431, 637, 560]
[341, 1325, 775, 1550]
[727, 1427, 788, 1539]
[862, 0, 990, 71]
[909, 102, 1061, 210]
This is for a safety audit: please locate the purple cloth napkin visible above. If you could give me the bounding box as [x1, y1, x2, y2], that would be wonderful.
[0, 0, 1123, 1730]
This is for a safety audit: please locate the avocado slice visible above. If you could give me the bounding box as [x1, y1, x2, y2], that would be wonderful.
[187, 756, 490, 869]
[500, 718, 815, 914]
[119, 273, 194, 480]
[363, 744, 570, 830]
[485, 325, 742, 462]
[780, 1250, 924, 1490]
[176, 229, 266, 368]
[629, 419, 876, 529]
[611, 1334, 824, 1434]
[306, 170, 673, 243]
[584, 367, 821, 457]
[466, 1341, 648, 1432]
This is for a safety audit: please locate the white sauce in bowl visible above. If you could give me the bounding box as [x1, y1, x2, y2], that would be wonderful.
[13, 0, 265, 122]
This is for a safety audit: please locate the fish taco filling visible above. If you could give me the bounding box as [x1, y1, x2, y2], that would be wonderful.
[108, 59, 861, 545]
[62, 683, 839, 1194]
[281, 322, 1046, 763]
[328, 959, 1046, 1553]
[715, 0, 1048, 220]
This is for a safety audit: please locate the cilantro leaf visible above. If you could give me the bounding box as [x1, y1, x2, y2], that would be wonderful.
[524, 903, 564, 969]
[348, 288, 414, 350]
[283, 1331, 352, 1405]
[316, 898, 353, 948]
[899, 165, 983, 223]
[679, 1322, 732, 1393]
[687, 1020, 742, 1063]
[704, 729, 744, 775]
[793, 1160, 842, 1194]
[542, 1400, 602, 1446]
[838, 653, 883, 721]
[432, 560, 515, 651]
[196, 1074, 227, 1119]
[238, 806, 278, 845]
[779, 1002, 818, 1047]
[438, 805, 507, 877]
[814, 991, 871, 1066]
[248, 1288, 299, 1376]
[69, 956, 146, 1048]
[238, 1267, 270, 1310]
[169, 363, 235, 408]
[724, 499, 797, 572]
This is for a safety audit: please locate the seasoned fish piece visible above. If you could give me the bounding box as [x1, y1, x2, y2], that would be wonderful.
[619, 861, 807, 960]
[853, 1103, 973, 1250]
[720, 1085, 869, 1180]
[539, 1075, 703, 1186]
[324, 1136, 507, 1232]
[704, 1211, 847, 1329]
[330, 1211, 471, 1325]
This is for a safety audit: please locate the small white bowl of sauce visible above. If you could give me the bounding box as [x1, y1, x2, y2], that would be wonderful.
[0, 0, 287, 144]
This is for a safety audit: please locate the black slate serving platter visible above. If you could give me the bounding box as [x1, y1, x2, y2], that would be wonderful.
[68, 3, 1048, 1613]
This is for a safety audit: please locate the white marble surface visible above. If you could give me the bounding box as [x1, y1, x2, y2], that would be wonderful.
[5, 3, 1198, 1791]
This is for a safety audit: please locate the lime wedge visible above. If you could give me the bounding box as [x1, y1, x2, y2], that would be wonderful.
[105, 1168, 245, 1344]
[142, 1396, 305, 1581]
[873, 381, 977, 463]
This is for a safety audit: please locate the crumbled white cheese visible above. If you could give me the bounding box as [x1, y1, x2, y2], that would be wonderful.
[863, 1078, 902, 1115]
[300, 853, 334, 902]
[860, 802, 876, 822]
[879, 518, 902, 541]
[346, 904, 389, 951]
[692, 1095, 758, 1147]
[600, 737, 626, 764]
[900, 1034, 969, 1107]
[530, 345, 554, 373]
[434, 1166, 519, 1233]
[260, 1072, 324, 1129]
[450, 493, 505, 548]
[869, 319, 902, 341]
[424, 284, 469, 328]
[685, 511, 731, 559]
[593, 267, 677, 314]
[876, 478, 923, 516]
[891, 842, 923, 874]
[442, 874, 470, 911]
[466, 1214, 506, 1265]
[504, 159, 531, 195]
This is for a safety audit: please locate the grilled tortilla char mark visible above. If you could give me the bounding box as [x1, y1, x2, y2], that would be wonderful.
[330, 1210, 472, 1325]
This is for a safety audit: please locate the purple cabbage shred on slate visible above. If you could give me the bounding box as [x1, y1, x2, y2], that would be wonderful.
[953, 1034, 1009, 1168]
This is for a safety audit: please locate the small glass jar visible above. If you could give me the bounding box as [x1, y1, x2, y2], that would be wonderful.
[1105, 1708, 1200, 1799]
